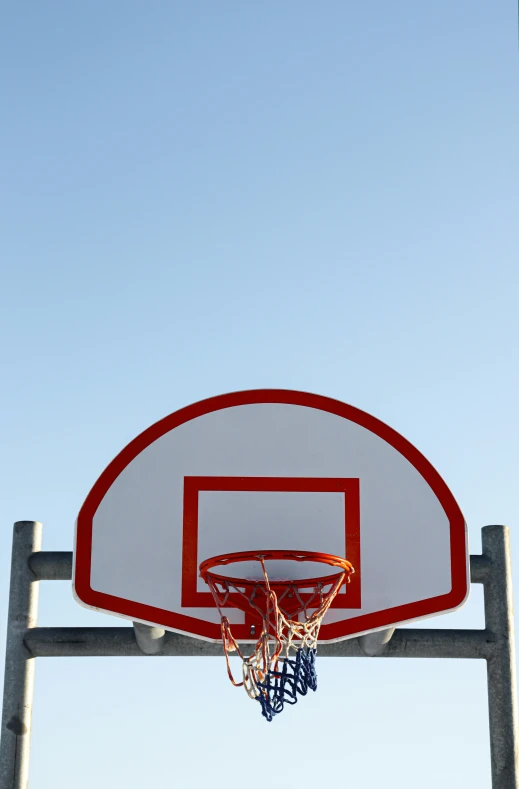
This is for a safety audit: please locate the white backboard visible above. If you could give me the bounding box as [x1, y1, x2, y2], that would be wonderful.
[73, 390, 468, 641]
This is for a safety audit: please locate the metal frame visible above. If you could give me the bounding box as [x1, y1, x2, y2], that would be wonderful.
[1, 522, 517, 788]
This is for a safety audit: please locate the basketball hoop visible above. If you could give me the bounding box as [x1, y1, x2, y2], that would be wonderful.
[200, 550, 354, 721]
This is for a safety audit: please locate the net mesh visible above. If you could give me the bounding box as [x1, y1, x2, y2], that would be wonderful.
[203, 554, 353, 722]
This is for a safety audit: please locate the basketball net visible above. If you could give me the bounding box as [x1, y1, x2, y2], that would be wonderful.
[202, 553, 354, 721]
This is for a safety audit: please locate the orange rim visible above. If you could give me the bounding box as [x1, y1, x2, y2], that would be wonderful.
[199, 549, 354, 591]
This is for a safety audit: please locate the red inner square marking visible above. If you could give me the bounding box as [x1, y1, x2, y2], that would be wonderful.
[181, 476, 361, 611]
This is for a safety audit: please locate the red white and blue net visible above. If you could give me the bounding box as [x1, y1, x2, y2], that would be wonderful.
[200, 550, 354, 722]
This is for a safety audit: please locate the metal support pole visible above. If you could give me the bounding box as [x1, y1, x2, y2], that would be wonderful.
[0, 522, 41, 789]
[483, 525, 519, 789]
[0, 522, 517, 789]
[23, 625, 493, 659]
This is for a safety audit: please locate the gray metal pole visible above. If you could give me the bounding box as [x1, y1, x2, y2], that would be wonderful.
[0, 521, 41, 789]
[1, 523, 516, 789]
[483, 525, 519, 789]
[23, 625, 493, 659]
[26, 551, 493, 583]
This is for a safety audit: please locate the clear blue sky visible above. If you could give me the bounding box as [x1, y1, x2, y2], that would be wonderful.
[1, 2, 518, 786]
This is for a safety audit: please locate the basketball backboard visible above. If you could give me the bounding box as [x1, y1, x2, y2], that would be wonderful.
[73, 389, 469, 642]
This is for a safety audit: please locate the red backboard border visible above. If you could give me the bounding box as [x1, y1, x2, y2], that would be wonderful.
[74, 389, 468, 642]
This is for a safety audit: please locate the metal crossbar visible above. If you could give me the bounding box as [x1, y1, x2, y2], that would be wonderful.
[0, 523, 518, 787]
